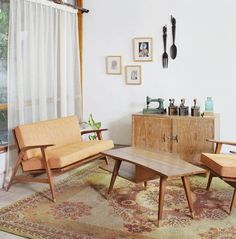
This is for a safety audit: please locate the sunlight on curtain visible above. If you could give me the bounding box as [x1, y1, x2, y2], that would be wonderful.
[5, 0, 81, 182]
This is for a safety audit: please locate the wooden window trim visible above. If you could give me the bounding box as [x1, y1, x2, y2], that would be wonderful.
[0, 145, 7, 153]
[77, 0, 83, 113]
[0, 103, 7, 111]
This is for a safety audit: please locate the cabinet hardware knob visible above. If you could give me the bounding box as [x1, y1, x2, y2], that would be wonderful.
[163, 134, 166, 142]
[172, 135, 178, 143]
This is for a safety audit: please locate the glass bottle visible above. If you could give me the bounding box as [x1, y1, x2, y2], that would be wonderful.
[205, 97, 213, 112]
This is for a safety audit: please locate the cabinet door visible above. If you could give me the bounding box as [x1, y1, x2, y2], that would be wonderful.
[172, 117, 214, 164]
[132, 115, 172, 152]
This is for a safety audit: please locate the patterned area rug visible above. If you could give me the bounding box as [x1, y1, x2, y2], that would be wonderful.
[0, 161, 236, 239]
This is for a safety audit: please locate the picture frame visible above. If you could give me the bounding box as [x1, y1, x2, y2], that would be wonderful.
[125, 65, 142, 85]
[133, 37, 153, 62]
[106, 56, 122, 75]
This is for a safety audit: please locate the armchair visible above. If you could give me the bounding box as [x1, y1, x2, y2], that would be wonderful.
[201, 139, 236, 213]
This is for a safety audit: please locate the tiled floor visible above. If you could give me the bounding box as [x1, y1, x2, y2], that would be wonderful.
[0, 170, 76, 239]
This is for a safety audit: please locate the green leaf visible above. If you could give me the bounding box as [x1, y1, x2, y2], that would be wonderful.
[95, 122, 101, 129]
[88, 134, 97, 141]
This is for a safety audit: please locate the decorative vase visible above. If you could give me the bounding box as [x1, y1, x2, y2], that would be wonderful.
[205, 97, 213, 112]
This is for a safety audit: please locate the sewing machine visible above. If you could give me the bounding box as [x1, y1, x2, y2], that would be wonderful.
[143, 96, 166, 114]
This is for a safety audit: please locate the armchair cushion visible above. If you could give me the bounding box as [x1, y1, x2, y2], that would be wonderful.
[201, 153, 236, 178]
[22, 140, 114, 171]
[15, 116, 82, 160]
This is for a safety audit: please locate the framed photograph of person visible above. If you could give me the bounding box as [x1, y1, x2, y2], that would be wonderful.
[133, 38, 153, 62]
[125, 65, 142, 85]
[106, 56, 122, 75]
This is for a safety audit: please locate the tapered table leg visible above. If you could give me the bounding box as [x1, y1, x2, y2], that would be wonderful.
[206, 172, 214, 191]
[157, 176, 167, 227]
[108, 159, 122, 194]
[181, 176, 194, 218]
[144, 181, 147, 189]
[229, 189, 236, 214]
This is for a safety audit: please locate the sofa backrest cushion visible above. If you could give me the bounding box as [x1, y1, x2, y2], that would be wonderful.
[15, 115, 82, 159]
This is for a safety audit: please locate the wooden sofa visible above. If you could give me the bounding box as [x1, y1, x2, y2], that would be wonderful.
[6, 115, 114, 202]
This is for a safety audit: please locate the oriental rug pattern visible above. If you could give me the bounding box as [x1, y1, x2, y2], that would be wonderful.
[0, 162, 236, 239]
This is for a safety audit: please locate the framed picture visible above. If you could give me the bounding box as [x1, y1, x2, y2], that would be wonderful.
[133, 37, 153, 62]
[125, 65, 142, 85]
[106, 56, 122, 75]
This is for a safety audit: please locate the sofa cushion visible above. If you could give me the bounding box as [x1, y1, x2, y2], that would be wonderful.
[201, 153, 236, 178]
[22, 140, 114, 171]
[15, 115, 82, 159]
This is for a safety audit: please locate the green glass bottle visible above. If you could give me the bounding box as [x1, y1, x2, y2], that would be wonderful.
[205, 97, 213, 112]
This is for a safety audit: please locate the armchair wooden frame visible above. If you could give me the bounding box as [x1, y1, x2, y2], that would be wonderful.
[205, 139, 236, 213]
[6, 128, 109, 203]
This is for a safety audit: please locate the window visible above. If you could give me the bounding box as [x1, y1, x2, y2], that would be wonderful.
[0, 0, 9, 146]
[49, 0, 76, 5]
[65, 0, 76, 5]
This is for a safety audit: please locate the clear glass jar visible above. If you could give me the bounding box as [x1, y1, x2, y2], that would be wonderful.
[205, 97, 213, 112]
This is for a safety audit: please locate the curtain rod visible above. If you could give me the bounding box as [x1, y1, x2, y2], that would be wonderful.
[53, 1, 89, 13]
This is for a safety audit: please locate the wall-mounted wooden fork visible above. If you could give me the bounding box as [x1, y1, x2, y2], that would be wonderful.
[162, 25, 168, 68]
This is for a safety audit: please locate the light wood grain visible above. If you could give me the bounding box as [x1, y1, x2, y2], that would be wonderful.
[102, 147, 205, 177]
[207, 139, 236, 147]
[101, 160, 158, 183]
[157, 176, 167, 227]
[230, 189, 236, 213]
[172, 117, 214, 164]
[132, 114, 217, 164]
[181, 176, 194, 218]
[103, 147, 203, 227]
[132, 115, 172, 152]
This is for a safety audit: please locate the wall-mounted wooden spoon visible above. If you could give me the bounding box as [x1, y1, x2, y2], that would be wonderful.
[170, 16, 177, 59]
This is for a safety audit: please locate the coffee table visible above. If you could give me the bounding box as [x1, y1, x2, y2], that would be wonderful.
[101, 147, 206, 227]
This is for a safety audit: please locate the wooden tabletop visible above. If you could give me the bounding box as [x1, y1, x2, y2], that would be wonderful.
[102, 147, 205, 177]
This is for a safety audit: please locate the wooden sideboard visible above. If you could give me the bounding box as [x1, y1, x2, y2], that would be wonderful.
[132, 113, 219, 164]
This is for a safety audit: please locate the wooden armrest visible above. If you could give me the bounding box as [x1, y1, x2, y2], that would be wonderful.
[206, 139, 236, 147]
[81, 128, 108, 135]
[21, 144, 54, 152]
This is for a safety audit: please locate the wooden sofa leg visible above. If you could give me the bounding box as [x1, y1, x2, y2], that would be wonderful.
[104, 156, 109, 165]
[206, 172, 214, 191]
[6, 151, 24, 191]
[144, 181, 147, 189]
[41, 149, 56, 203]
[229, 189, 236, 214]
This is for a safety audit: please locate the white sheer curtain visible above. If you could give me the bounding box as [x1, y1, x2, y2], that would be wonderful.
[6, 0, 82, 181]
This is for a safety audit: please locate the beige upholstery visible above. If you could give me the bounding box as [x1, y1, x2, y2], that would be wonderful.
[201, 153, 236, 178]
[201, 139, 236, 214]
[15, 116, 82, 160]
[22, 140, 114, 171]
[7, 115, 114, 202]
[14, 115, 114, 171]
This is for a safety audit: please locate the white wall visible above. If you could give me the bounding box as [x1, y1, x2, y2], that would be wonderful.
[83, 0, 236, 146]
